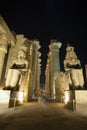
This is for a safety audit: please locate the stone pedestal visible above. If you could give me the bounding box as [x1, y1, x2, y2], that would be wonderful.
[64, 90, 87, 112]
[0, 90, 11, 108]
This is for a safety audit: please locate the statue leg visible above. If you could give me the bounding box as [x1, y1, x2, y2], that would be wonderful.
[10, 70, 21, 87]
[5, 69, 13, 87]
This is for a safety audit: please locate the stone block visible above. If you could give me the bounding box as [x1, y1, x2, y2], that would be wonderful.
[64, 90, 87, 112]
[75, 90, 87, 102]
[0, 90, 11, 108]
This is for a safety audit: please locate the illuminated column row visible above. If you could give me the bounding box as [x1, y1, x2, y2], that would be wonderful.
[45, 40, 62, 99]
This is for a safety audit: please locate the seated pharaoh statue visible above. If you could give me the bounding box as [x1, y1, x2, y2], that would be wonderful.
[64, 44, 84, 89]
[4, 45, 28, 90]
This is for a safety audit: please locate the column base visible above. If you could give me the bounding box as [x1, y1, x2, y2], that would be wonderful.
[50, 95, 56, 100]
[32, 94, 37, 99]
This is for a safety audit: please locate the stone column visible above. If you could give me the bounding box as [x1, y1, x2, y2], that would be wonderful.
[0, 34, 8, 80]
[24, 44, 33, 101]
[37, 52, 41, 92]
[36, 58, 41, 97]
[38, 58, 41, 92]
[32, 40, 41, 98]
[49, 40, 62, 99]
[45, 59, 50, 96]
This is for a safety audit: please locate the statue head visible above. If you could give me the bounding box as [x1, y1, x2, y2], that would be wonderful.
[17, 50, 26, 60]
[66, 44, 74, 52]
[17, 45, 27, 60]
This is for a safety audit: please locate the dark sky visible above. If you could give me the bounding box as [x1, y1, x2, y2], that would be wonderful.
[0, 0, 87, 84]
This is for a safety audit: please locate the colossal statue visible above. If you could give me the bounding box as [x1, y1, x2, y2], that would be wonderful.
[64, 44, 81, 71]
[5, 44, 28, 90]
[64, 44, 84, 89]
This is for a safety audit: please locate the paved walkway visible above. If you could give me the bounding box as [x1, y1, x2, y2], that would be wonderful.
[0, 101, 87, 130]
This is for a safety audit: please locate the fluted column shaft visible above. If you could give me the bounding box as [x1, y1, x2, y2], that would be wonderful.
[45, 64, 50, 95]
[49, 40, 62, 98]
[32, 40, 41, 98]
[36, 58, 41, 97]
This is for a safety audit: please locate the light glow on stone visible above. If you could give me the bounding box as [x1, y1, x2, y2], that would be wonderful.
[18, 91, 24, 103]
[0, 90, 10, 104]
[64, 91, 69, 104]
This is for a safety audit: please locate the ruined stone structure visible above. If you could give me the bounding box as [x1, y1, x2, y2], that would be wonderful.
[0, 15, 41, 102]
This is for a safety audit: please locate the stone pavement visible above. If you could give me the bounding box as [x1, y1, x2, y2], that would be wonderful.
[0, 101, 87, 130]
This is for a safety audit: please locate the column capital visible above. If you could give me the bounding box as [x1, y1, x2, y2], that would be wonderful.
[32, 39, 41, 50]
[49, 40, 62, 52]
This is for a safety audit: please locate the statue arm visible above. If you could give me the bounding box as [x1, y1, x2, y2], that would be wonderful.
[10, 60, 15, 69]
[77, 60, 81, 66]
[64, 60, 70, 71]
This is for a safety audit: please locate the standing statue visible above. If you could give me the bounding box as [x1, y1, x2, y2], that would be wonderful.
[5, 44, 28, 90]
[64, 44, 84, 89]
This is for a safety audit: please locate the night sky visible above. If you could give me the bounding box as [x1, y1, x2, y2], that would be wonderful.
[0, 0, 87, 84]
